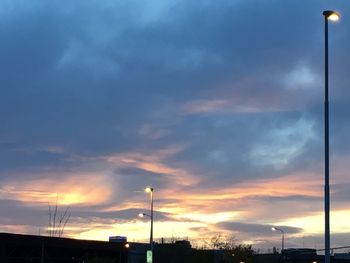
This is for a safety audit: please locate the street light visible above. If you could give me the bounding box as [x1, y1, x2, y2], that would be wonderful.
[272, 227, 285, 252]
[144, 187, 154, 262]
[322, 10, 339, 263]
[119, 243, 130, 263]
[138, 212, 151, 218]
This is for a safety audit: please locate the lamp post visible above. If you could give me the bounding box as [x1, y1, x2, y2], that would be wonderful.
[119, 243, 130, 263]
[272, 227, 285, 252]
[145, 187, 154, 261]
[322, 10, 339, 263]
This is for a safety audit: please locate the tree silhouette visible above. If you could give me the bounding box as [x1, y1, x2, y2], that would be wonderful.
[47, 197, 71, 237]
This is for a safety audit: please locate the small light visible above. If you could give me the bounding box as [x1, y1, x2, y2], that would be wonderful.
[145, 187, 153, 193]
[138, 213, 144, 218]
[272, 227, 276, 231]
[125, 243, 130, 248]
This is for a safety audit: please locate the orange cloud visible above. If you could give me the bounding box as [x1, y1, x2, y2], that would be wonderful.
[105, 146, 199, 186]
[0, 173, 112, 206]
[154, 171, 323, 223]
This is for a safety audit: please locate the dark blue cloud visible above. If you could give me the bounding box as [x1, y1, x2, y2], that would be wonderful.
[0, 0, 348, 183]
[1, 0, 350, 246]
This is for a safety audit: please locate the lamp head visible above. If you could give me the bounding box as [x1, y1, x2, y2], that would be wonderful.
[323, 10, 340, 21]
[145, 187, 153, 193]
[271, 227, 276, 231]
[125, 243, 130, 248]
[138, 213, 144, 218]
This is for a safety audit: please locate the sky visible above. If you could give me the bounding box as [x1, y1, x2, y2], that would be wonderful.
[0, 0, 350, 252]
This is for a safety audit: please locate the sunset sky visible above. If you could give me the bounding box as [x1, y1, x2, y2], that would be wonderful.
[1, 0, 350, 251]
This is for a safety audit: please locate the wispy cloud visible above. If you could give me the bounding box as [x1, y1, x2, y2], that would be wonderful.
[0, 173, 112, 206]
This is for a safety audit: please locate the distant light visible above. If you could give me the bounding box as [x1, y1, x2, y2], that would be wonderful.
[125, 243, 130, 248]
[138, 213, 144, 218]
[145, 187, 153, 193]
[272, 227, 276, 231]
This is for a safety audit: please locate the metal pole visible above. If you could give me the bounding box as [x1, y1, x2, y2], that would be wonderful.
[272, 227, 285, 252]
[324, 14, 330, 263]
[150, 189, 154, 262]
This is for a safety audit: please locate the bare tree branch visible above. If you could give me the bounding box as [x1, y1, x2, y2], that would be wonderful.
[47, 197, 71, 238]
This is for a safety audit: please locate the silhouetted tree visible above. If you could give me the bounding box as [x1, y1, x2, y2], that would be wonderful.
[47, 197, 71, 237]
[210, 235, 254, 263]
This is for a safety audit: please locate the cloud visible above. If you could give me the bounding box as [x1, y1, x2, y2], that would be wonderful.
[282, 62, 320, 91]
[0, 0, 350, 250]
[0, 172, 112, 205]
[217, 222, 302, 235]
[249, 117, 316, 169]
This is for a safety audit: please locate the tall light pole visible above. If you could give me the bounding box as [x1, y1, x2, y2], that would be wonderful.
[145, 187, 154, 261]
[322, 10, 339, 263]
[272, 227, 285, 252]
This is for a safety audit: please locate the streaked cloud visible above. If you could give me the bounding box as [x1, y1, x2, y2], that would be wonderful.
[0, 173, 112, 205]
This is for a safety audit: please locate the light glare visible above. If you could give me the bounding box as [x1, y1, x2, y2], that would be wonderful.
[328, 13, 339, 21]
[145, 187, 153, 193]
